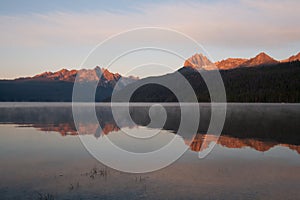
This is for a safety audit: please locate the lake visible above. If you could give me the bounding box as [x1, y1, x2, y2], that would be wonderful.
[0, 103, 299, 200]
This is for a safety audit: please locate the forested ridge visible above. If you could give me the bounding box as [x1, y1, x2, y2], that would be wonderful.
[129, 61, 300, 103]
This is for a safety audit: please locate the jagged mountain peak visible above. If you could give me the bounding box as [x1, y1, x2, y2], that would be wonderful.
[33, 68, 76, 81]
[58, 68, 69, 73]
[25, 67, 138, 90]
[239, 52, 278, 67]
[183, 53, 215, 70]
[32, 67, 121, 82]
[215, 58, 248, 70]
[256, 52, 269, 57]
[255, 52, 275, 61]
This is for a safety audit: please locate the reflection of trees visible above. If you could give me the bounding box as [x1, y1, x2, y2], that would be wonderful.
[1, 104, 300, 150]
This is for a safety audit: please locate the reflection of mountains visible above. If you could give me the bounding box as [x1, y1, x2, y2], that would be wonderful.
[33, 122, 119, 136]
[189, 134, 300, 154]
[29, 123, 300, 154]
[1, 104, 300, 153]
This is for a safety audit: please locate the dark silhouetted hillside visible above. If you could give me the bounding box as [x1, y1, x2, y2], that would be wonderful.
[125, 61, 300, 103]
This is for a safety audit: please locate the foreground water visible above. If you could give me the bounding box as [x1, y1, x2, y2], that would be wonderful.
[0, 103, 299, 199]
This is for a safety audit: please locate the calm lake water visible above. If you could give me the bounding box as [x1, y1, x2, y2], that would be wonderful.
[0, 103, 300, 200]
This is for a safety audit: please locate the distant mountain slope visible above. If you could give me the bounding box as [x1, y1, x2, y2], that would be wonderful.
[215, 58, 248, 70]
[31, 68, 78, 82]
[215, 52, 280, 70]
[0, 67, 137, 102]
[282, 52, 300, 62]
[238, 52, 279, 68]
[18, 67, 137, 88]
[183, 52, 282, 70]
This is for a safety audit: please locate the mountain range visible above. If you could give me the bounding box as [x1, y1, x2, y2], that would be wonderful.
[0, 67, 137, 102]
[8, 52, 300, 80]
[188, 52, 299, 70]
[18, 66, 138, 88]
[116, 52, 300, 102]
[0, 52, 299, 102]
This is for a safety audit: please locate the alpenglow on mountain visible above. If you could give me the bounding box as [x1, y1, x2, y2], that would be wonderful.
[214, 52, 293, 70]
[183, 52, 282, 71]
[238, 52, 279, 68]
[0, 67, 138, 102]
[183, 53, 216, 70]
[29, 66, 138, 88]
[282, 52, 300, 63]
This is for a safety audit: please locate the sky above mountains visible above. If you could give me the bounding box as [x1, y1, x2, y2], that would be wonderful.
[1, 0, 300, 79]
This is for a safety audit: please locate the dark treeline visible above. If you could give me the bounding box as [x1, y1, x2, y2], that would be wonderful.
[129, 61, 300, 103]
[0, 80, 112, 102]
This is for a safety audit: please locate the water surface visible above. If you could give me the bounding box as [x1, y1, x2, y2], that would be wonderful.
[0, 103, 299, 200]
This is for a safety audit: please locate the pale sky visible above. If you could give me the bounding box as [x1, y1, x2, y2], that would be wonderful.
[0, 0, 299, 79]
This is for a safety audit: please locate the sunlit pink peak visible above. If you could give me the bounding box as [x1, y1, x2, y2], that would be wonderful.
[183, 53, 215, 70]
[282, 52, 300, 62]
[238, 52, 278, 67]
